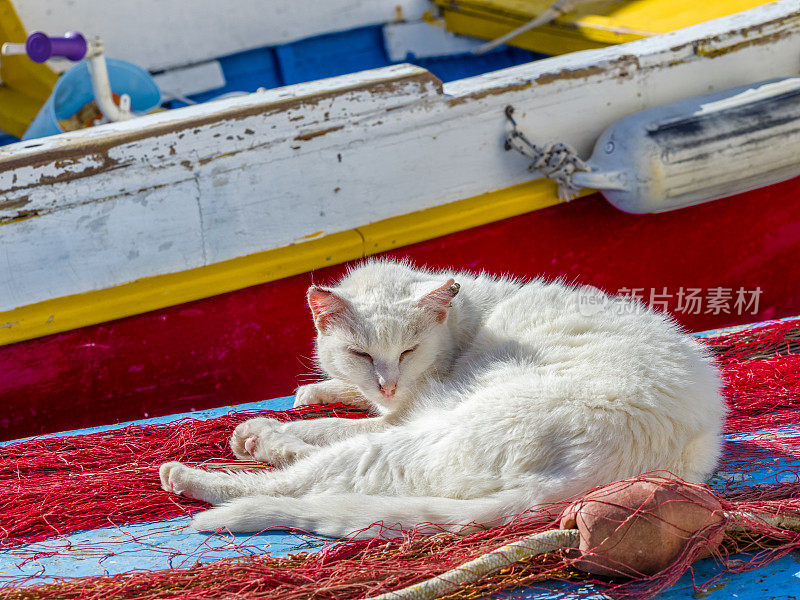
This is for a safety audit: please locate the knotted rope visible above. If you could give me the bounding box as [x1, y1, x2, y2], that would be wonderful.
[504, 105, 590, 201]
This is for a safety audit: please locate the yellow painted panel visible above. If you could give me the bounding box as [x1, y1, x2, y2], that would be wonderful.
[443, 9, 622, 55]
[0, 180, 587, 347]
[0, 87, 43, 136]
[435, 0, 772, 53]
[0, 0, 58, 137]
[575, 1, 771, 34]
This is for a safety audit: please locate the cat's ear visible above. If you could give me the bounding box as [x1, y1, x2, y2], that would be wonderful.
[307, 286, 350, 332]
[417, 279, 460, 323]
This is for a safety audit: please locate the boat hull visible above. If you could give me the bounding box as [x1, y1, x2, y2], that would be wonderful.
[4, 2, 800, 439]
[2, 177, 800, 440]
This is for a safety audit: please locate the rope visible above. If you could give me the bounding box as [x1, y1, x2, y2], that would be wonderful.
[504, 105, 590, 201]
[473, 0, 624, 54]
[365, 529, 580, 600]
[726, 511, 800, 532]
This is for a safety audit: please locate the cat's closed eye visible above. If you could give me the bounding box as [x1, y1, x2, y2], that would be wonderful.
[400, 345, 418, 361]
[349, 348, 373, 362]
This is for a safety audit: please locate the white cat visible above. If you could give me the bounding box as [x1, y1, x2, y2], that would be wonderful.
[160, 260, 725, 538]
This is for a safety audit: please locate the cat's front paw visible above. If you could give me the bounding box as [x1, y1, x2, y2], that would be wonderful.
[230, 418, 313, 467]
[159, 461, 224, 504]
[293, 382, 332, 408]
[294, 381, 370, 409]
[160, 461, 191, 495]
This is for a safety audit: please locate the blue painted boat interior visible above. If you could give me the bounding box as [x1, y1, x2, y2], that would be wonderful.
[165, 25, 541, 107]
[0, 132, 18, 146]
[0, 24, 543, 146]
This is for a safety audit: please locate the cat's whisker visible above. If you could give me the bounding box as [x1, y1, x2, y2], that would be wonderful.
[296, 353, 321, 372]
[295, 375, 326, 384]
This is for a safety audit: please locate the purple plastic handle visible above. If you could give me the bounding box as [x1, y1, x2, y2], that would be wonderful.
[26, 31, 87, 63]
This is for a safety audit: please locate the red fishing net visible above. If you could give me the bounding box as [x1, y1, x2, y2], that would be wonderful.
[2, 319, 800, 600]
[0, 404, 370, 549]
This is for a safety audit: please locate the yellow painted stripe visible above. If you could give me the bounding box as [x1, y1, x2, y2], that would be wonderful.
[436, 0, 772, 54]
[0, 230, 364, 346]
[360, 178, 568, 253]
[0, 179, 579, 347]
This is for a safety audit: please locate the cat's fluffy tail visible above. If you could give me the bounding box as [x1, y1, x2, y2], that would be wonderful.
[190, 491, 533, 538]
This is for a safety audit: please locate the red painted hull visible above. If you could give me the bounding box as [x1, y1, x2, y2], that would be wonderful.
[3, 179, 800, 440]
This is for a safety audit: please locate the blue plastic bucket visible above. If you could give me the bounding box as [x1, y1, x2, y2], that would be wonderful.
[23, 58, 161, 140]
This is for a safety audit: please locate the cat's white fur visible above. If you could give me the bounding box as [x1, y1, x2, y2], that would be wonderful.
[160, 260, 725, 538]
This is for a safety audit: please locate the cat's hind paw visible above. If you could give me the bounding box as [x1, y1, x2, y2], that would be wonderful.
[230, 417, 283, 460]
[230, 418, 267, 460]
[190, 497, 280, 533]
[189, 507, 225, 531]
[190, 506, 238, 532]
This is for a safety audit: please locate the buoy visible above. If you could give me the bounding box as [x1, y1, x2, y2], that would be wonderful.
[573, 78, 800, 213]
[507, 78, 800, 213]
[559, 476, 724, 577]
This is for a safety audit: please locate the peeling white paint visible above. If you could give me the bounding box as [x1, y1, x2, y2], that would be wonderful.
[0, 180, 204, 311]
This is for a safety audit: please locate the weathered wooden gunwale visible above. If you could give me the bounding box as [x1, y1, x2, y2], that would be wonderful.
[1, 1, 799, 347]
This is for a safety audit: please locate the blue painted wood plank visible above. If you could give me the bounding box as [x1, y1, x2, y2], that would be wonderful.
[5, 415, 798, 593]
[0, 133, 19, 147]
[188, 47, 283, 104]
[660, 554, 800, 600]
[0, 517, 328, 586]
[276, 26, 390, 86]
[412, 46, 541, 82]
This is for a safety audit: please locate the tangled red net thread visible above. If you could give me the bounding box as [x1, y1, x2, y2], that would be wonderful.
[1, 318, 800, 599]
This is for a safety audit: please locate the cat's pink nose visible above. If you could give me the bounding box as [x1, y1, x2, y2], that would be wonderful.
[380, 383, 396, 397]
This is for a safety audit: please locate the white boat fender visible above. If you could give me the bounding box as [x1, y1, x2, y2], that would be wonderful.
[505, 78, 800, 214]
